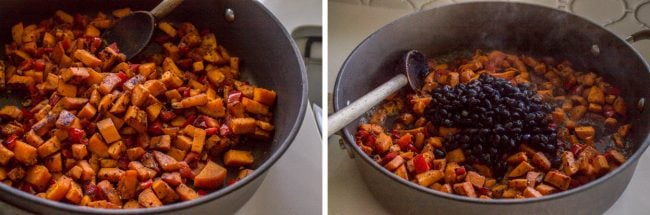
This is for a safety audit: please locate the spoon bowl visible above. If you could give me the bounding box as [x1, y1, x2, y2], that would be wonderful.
[102, 11, 154, 59]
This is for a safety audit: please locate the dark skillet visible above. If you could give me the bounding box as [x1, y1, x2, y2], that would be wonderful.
[0, 0, 307, 214]
[334, 2, 650, 214]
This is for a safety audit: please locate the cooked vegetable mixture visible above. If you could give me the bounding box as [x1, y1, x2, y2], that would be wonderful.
[0, 8, 276, 208]
[356, 50, 631, 199]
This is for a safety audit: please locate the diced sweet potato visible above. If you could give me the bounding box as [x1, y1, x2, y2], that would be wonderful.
[253, 88, 276, 106]
[153, 151, 180, 172]
[98, 168, 125, 182]
[587, 86, 605, 104]
[196, 99, 226, 118]
[124, 105, 148, 134]
[98, 73, 122, 95]
[45, 153, 63, 173]
[65, 182, 83, 204]
[97, 180, 121, 206]
[592, 154, 610, 174]
[242, 97, 269, 115]
[152, 179, 178, 203]
[465, 171, 486, 188]
[71, 144, 88, 160]
[416, 170, 444, 187]
[446, 148, 465, 163]
[174, 135, 193, 151]
[569, 105, 587, 120]
[78, 160, 95, 181]
[506, 152, 528, 165]
[194, 160, 227, 189]
[176, 183, 199, 201]
[46, 175, 72, 201]
[60, 67, 90, 82]
[229, 118, 256, 134]
[123, 200, 141, 209]
[532, 152, 551, 171]
[176, 93, 208, 108]
[107, 141, 125, 160]
[14, 141, 38, 165]
[453, 182, 477, 198]
[508, 161, 534, 178]
[88, 133, 109, 158]
[575, 126, 595, 140]
[131, 84, 150, 107]
[508, 178, 528, 190]
[97, 118, 121, 143]
[158, 22, 177, 37]
[192, 129, 207, 154]
[0, 145, 15, 165]
[139, 188, 163, 208]
[128, 161, 157, 181]
[60, 97, 88, 110]
[56, 110, 77, 129]
[224, 149, 254, 166]
[8, 75, 35, 87]
[109, 93, 130, 114]
[86, 200, 120, 209]
[117, 170, 138, 200]
[78, 103, 97, 119]
[73, 49, 101, 67]
[126, 147, 146, 161]
[544, 170, 571, 190]
[151, 135, 172, 151]
[25, 165, 51, 191]
[0, 105, 22, 119]
[523, 186, 543, 198]
[535, 183, 557, 195]
[384, 155, 405, 171]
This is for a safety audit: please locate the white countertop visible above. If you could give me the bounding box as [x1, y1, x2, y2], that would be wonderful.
[328, 1, 650, 214]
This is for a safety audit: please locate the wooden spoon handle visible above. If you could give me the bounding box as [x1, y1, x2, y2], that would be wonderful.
[151, 0, 184, 20]
[328, 74, 408, 137]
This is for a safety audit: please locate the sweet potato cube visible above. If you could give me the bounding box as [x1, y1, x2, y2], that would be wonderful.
[98, 73, 122, 95]
[139, 188, 163, 208]
[575, 126, 595, 140]
[98, 168, 125, 182]
[151, 135, 172, 151]
[14, 141, 38, 165]
[117, 170, 138, 200]
[85, 68, 104, 85]
[242, 97, 269, 115]
[176, 183, 199, 201]
[146, 101, 164, 120]
[127, 147, 146, 161]
[45, 153, 62, 173]
[613, 97, 626, 116]
[607, 149, 626, 164]
[569, 105, 587, 120]
[544, 170, 571, 190]
[192, 129, 207, 154]
[57, 81, 77, 97]
[506, 152, 528, 165]
[167, 147, 186, 161]
[453, 182, 477, 198]
[465, 171, 486, 188]
[144, 80, 167, 97]
[107, 141, 125, 160]
[11, 22, 23, 43]
[71, 144, 88, 160]
[0, 105, 22, 119]
[152, 179, 178, 203]
[161, 71, 183, 89]
[25, 165, 51, 191]
[592, 154, 610, 174]
[86, 200, 120, 209]
[415, 170, 444, 187]
[535, 183, 557, 195]
[88, 133, 109, 158]
[229, 118, 256, 134]
[207, 69, 225, 86]
[64, 182, 83, 204]
[253, 88, 276, 106]
[561, 151, 579, 176]
[158, 22, 177, 37]
[224, 149, 254, 166]
[131, 84, 150, 107]
[46, 175, 72, 201]
[97, 118, 121, 143]
[532, 152, 551, 171]
[55, 10, 74, 23]
[446, 148, 465, 163]
[153, 151, 180, 172]
[60, 97, 88, 110]
[194, 160, 227, 189]
[124, 106, 148, 133]
[508, 179, 528, 190]
[197, 98, 226, 118]
[508, 161, 534, 178]
[174, 135, 193, 151]
[587, 86, 605, 104]
[60, 67, 90, 82]
[123, 200, 141, 209]
[78, 160, 95, 181]
[0, 145, 15, 165]
[73, 50, 101, 67]
[78, 103, 97, 119]
[523, 187, 543, 198]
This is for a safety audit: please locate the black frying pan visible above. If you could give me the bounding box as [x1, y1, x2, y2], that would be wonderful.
[0, 0, 307, 214]
[334, 2, 650, 214]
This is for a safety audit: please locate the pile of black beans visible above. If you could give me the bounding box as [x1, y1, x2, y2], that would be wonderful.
[425, 74, 558, 177]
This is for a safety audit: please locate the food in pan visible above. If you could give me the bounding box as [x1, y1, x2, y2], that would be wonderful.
[0, 8, 276, 208]
[355, 50, 630, 199]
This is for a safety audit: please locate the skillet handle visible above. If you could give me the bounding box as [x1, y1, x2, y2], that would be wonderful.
[328, 74, 408, 137]
[150, 0, 184, 20]
[626, 30, 650, 43]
